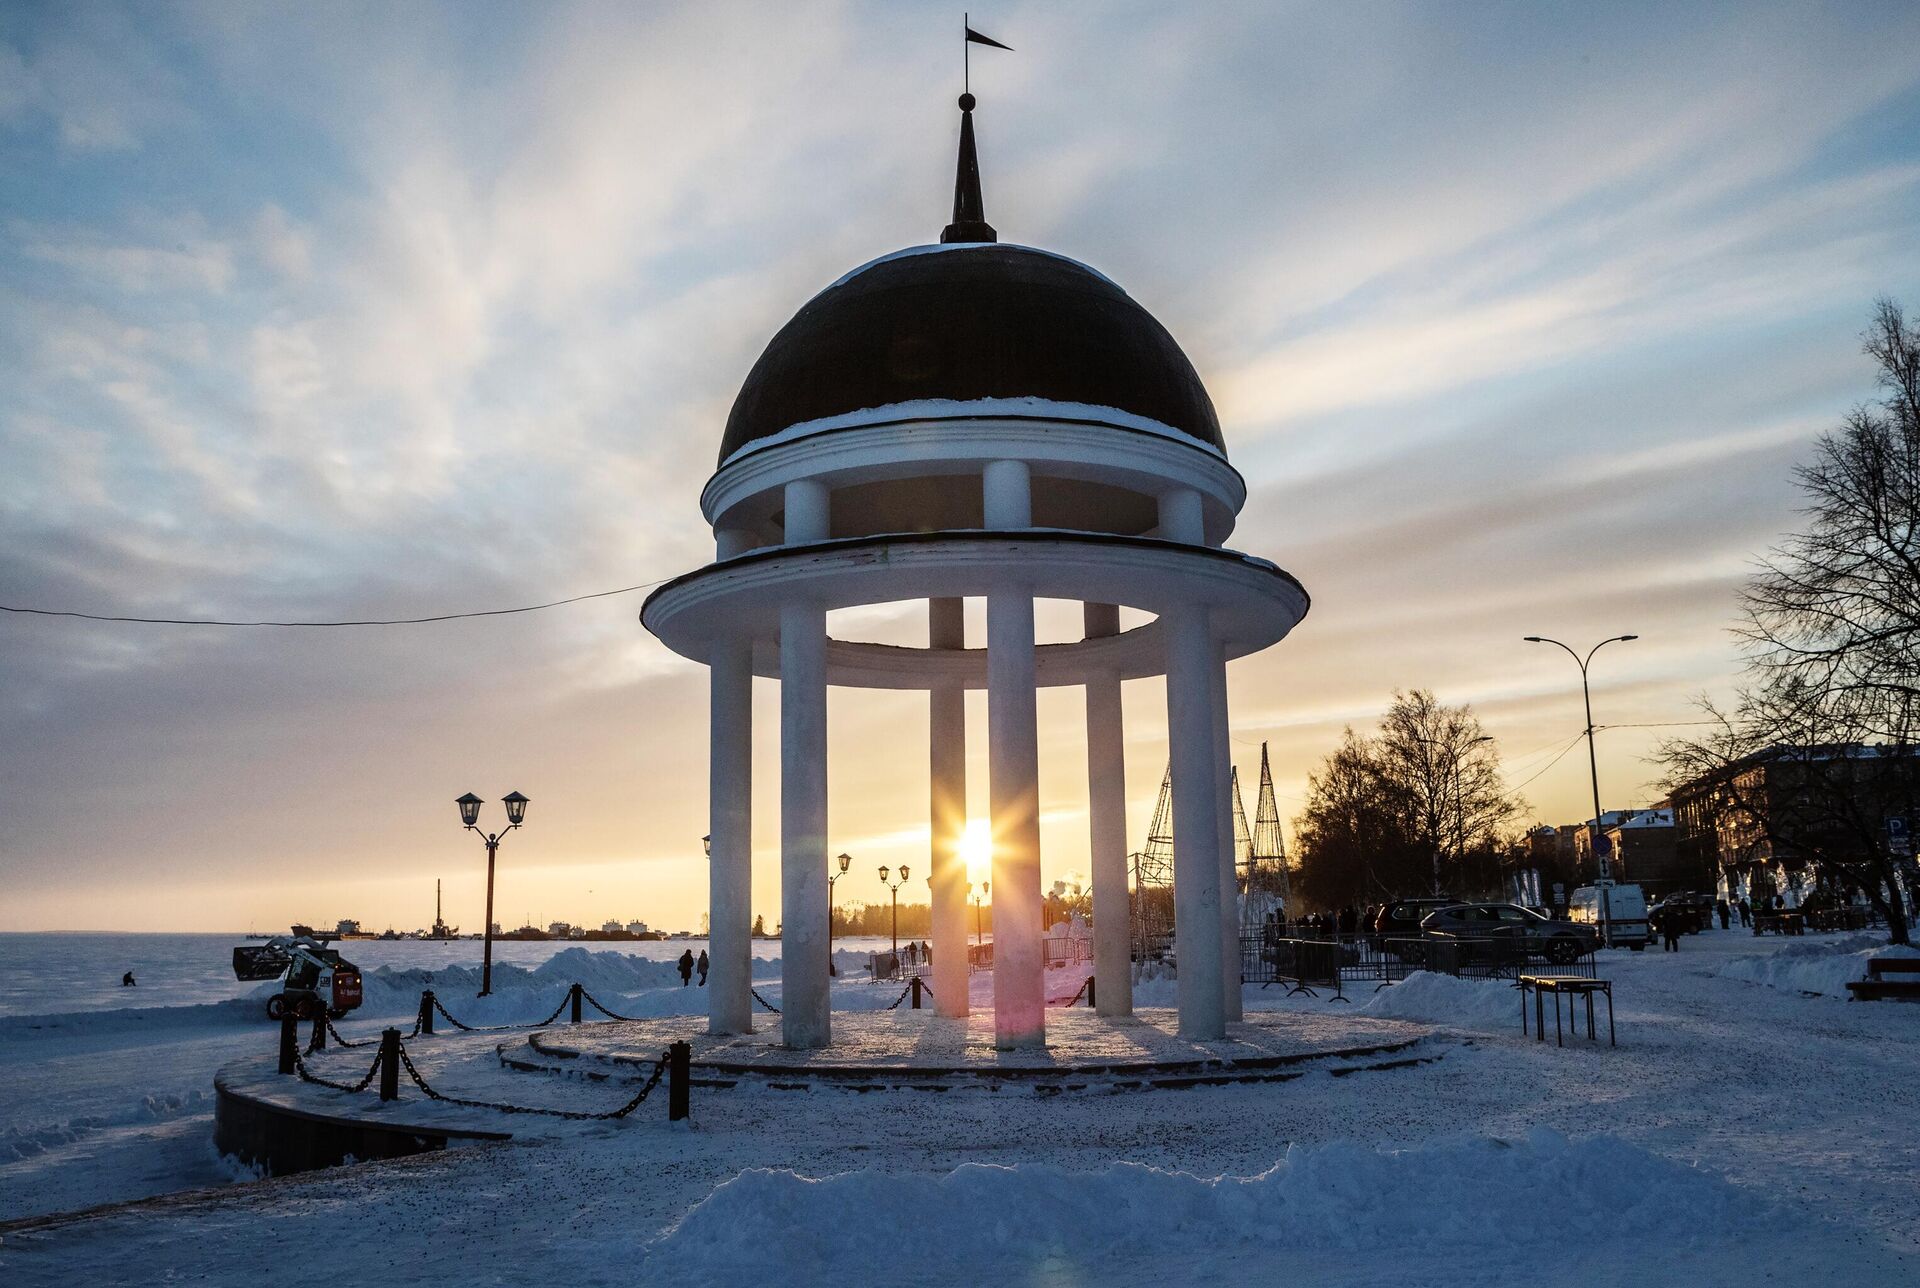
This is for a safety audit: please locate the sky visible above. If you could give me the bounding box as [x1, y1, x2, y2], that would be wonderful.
[4, 1, 1919, 933]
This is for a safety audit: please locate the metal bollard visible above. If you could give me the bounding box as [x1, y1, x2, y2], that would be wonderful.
[910, 976, 923, 1009]
[379, 1028, 401, 1101]
[278, 1011, 298, 1075]
[1087, 975, 1097, 1008]
[309, 1012, 327, 1051]
[419, 989, 435, 1036]
[570, 982, 583, 1024]
[668, 1040, 691, 1121]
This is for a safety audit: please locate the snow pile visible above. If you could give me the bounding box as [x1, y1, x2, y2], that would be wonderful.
[1719, 934, 1920, 998]
[1, 1090, 212, 1162]
[648, 1131, 1791, 1277]
[0, 996, 262, 1039]
[1358, 971, 1519, 1030]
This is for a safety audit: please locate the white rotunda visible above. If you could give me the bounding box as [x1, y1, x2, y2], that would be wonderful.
[642, 94, 1309, 1050]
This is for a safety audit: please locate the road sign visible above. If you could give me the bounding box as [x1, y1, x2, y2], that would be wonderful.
[1889, 817, 1910, 857]
[1594, 834, 1614, 857]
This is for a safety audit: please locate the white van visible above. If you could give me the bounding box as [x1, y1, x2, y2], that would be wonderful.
[1569, 882, 1650, 950]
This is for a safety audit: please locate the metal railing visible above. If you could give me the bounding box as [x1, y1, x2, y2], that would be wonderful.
[1240, 932, 1597, 992]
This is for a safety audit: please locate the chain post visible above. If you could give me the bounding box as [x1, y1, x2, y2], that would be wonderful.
[310, 1012, 327, 1051]
[419, 989, 435, 1036]
[911, 976, 923, 1009]
[570, 982, 583, 1024]
[379, 1028, 401, 1101]
[668, 1041, 691, 1121]
[1087, 975, 1097, 1008]
[278, 1010, 299, 1074]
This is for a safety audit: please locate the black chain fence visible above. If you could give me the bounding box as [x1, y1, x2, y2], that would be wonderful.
[291, 1045, 385, 1094]
[751, 987, 781, 1014]
[395, 1043, 670, 1120]
[427, 990, 574, 1034]
[882, 980, 915, 1010]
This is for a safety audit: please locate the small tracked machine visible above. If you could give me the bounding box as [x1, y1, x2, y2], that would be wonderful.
[232, 934, 364, 1021]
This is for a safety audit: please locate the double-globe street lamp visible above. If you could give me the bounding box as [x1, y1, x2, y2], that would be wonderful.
[456, 790, 530, 997]
[878, 864, 910, 956]
[1524, 634, 1637, 886]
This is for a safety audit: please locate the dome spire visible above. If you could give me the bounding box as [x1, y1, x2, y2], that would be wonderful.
[940, 93, 997, 244]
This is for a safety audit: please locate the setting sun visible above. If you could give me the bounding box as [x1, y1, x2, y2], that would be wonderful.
[958, 819, 994, 887]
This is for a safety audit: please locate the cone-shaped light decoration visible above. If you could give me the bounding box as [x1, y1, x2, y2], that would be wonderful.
[940, 93, 997, 244]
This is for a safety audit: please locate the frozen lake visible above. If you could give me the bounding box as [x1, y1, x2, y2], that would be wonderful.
[0, 932, 908, 1018]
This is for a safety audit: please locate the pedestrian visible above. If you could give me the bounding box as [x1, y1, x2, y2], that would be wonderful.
[696, 949, 709, 986]
[677, 948, 694, 987]
[1716, 898, 1730, 930]
[121, 970, 136, 987]
[1661, 907, 1681, 952]
[1737, 897, 1752, 928]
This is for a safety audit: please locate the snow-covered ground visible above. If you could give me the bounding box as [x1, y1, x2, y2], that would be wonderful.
[3, 927, 1916, 1285]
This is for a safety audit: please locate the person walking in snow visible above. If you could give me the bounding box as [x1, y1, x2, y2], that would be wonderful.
[121, 971, 136, 987]
[677, 948, 694, 987]
[1737, 897, 1752, 928]
[1716, 898, 1730, 930]
[696, 950, 709, 986]
[1659, 907, 1681, 952]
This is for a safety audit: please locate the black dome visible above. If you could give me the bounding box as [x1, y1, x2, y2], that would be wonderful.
[719, 244, 1224, 465]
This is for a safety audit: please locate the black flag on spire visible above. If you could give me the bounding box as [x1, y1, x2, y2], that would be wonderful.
[962, 14, 1009, 94]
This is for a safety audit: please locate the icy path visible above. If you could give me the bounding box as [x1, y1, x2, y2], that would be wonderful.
[3, 929, 1916, 1286]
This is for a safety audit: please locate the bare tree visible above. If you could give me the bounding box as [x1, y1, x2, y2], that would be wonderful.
[1662, 300, 1920, 944]
[1375, 689, 1517, 895]
[1292, 728, 1424, 908]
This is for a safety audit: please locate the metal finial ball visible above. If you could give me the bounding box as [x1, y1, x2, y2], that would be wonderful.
[958, 93, 976, 111]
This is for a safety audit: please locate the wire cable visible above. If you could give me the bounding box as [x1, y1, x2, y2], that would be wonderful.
[0, 577, 672, 628]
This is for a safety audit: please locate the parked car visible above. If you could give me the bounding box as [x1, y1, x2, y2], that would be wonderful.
[1418, 902, 1600, 966]
[1371, 898, 1461, 947]
[1650, 892, 1713, 933]
[1569, 882, 1651, 950]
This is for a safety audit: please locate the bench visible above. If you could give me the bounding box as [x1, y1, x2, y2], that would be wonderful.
[1845, 955, 1920, 1001]
[1520, 975, 1615, 1047]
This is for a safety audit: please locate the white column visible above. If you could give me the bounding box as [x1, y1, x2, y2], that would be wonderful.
[1159, 487, 1205, 544]
[1165, 606, 1225, 1039]
[983, 458, 1043, 1048]
[779, 600, 831, 1048]
[785, 478, 830, 544]
[708, 635, 754, 1035]
[929, 597, 969, 1019]
[716, 526, 755, 559]
[1084, 602, 1133, 1017]
[1210, 642, 1242, 1022]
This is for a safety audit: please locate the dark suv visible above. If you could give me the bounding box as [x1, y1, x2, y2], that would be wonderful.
[1420, 902, 1599, 966]
[1372, 898, 1463, 948]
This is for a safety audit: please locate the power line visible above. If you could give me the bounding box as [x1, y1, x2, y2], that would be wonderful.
[0, 577, 673, 628]
[1503, 730, 1589, 798]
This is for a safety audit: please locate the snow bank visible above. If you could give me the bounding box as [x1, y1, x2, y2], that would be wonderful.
[648, 1131, 1790, 1277]
[2, 1089, 212, 1162]
[1358, 971, 1518, 1030]
[1719, 934, 1920, 998]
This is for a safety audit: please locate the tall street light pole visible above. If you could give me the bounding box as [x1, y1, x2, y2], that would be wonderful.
[457, 791, 530, 997]
[878, 864, 910, 956]
[1525, 634, 1637, 883]
[973, 880, 989, 949]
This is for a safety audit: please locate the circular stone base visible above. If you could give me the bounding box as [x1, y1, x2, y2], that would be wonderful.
[522, 1007, 1431, 1086]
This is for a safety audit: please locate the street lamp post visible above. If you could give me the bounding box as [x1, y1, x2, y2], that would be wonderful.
[973, 880, 990, 949]
[829, 852, 852, 977]
[457, 791, 529, 997]
[1524, 634, 1638, 884]
[878, 864, 910, 956]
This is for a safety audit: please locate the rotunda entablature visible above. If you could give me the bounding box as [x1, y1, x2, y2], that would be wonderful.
[701, 410, 1245, 552]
